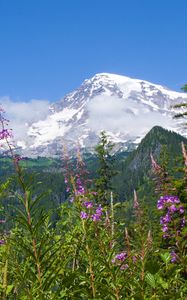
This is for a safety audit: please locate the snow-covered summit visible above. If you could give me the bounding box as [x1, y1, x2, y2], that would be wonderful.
[23, 73, 187, 156]
[87, 72, 187, 100]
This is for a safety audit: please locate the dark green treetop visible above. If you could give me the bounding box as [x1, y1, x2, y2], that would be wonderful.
[95, 131, 116, 205]
[181, 84, 187, 92]
[173, 84, 187, 122]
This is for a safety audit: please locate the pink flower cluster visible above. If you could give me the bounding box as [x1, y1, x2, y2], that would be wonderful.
[112, 252, 129, 270]
[0, 108, 12, 141]
[170, 250, 178, 263]
[157, 195, 186, 238]
[0, 128, 12, 140]
[75, 177, 85, 195]
[157, 195, 180, 210]
[64, 174, 86, 195]
[80, 202, 103, 222]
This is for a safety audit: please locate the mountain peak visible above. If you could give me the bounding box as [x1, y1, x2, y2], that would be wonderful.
[89, 72, 132, 82]
[19, 73, 187, 157]
[87, 73, 187, 97]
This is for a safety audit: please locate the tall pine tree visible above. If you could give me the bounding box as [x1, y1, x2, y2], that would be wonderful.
[95, 131, 116, 205]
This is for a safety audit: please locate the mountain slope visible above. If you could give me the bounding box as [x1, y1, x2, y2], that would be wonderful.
[114, 126, 187, 199]
[1, 126, 186, 203]
[21, 73, 187, 156]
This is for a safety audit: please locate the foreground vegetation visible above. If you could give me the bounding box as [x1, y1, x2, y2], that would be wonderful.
[0, 108, 187, 299]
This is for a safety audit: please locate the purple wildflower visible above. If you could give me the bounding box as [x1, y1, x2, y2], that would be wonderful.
[157, 195, 180, 210]
[64, 177, 68, 184]
[112, 252, 128, 267]
[91, 205, 103, 221]
[75, 177, 85, 195]
[0, 239, 5, 245]
[91, 213, 101, 221]
[168, 205, 178, 213]
[161, 225, 168, 232]
[132, 256, 137, 263]
[170, 251, 177, 263]
[75, 186, 85, 195]
[120, 264, 129, 270]
[83, 201, 93, 209]
[166, 196, 180, 204]
[179, 206, 185, 214]
[181, 217, 186, 228]
[80, 211, 89, 219]
[157, 195, 186, 239]
[0, 129, 12, 140]
[160, 214, 171, 225]
[157, 197, 165, 210]
[163, 233, 170, 239]
[69, 197, 74, 203]
[96, 205, 103, 214]
[115, 252, 127, 262]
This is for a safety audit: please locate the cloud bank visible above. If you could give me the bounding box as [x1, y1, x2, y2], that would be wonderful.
[87, 95, 174, 137]
[0, 96, 50, 141]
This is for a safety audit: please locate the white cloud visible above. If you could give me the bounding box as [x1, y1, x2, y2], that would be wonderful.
[87, 95, 174, 137]
[0, 96, 50, 141]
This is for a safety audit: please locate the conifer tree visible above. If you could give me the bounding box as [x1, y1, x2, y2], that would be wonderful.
[95, 131, 116, 205]
[173, 84, 187, 122]
[181, 84, 187, 92]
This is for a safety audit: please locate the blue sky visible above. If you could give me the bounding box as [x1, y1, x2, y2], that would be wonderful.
[0, 0, 187, 102]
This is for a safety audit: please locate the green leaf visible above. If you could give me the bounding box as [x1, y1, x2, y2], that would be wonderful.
[145, 272, 156, 289]
[157, 276, 168, 289]
[160, 252, 171, 264]
[6, 285, 14, 295]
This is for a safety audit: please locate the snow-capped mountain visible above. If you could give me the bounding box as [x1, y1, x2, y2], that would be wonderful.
[23, 73, 187, 156]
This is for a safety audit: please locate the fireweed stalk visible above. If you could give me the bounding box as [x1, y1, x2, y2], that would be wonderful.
[134, 195, 146, 285]
[157, 194, 187, 277]
[0, 107, 44, 294]
[63, 150, 125, 298]
[78, 198, 101, 297]
[157, 146, 187, 267]
[133, 190, 154, 298]
[0, 108, 14, 299]
[0, 108, 11, 247]
[79, 192, 117, 298]
[151, 153, 175, 195]
[157, 195, 186, 238]
[81, 216, 96, 298]
[80, 196, 125, 300]
[0, 107, 25, 190]
[0, 196, 6, 246]
[150, 145, 187, 284]
[64, 155, 102, 297]
[63, 146, 91, 199]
